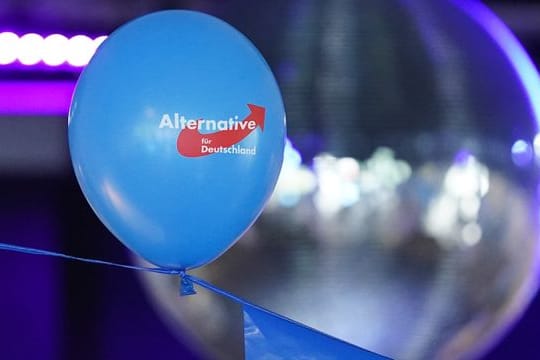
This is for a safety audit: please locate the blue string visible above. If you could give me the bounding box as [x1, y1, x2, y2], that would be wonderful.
[183, 274, 288, 317]
[0, 241, 385, 358]
[0, 241, 265, 306]
[0, 241, 307, 313]
[0, 241, 256, 303]
[0, 242, 180, 275]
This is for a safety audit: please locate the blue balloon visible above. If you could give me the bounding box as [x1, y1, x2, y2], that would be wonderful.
[69, 10, 286, 269]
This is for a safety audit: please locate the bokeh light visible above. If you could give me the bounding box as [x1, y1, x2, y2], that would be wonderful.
[0, 32, 106, 68]
[66, 35, 95, 67]
[0, 32, 19, 65]
[42, 34, 69, 66]
[17, 33, 44, 66]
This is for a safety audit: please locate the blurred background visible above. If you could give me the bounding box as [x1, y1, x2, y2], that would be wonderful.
[1, 0, 540, 359]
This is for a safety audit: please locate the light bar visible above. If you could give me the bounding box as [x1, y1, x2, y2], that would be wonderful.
[0, 32, 107, 69]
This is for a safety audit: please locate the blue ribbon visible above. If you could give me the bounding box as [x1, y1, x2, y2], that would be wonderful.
[0, 242, 180, 275]
[0, 242, 389, 359]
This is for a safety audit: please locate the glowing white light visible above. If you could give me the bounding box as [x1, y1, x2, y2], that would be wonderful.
[0, 32, 107, 68]
[423, 155, 490, 247]
[94, 35, 107, 48]
[270, 146, 412, 215]
[67, 35, 94, 66]
[424, 193, 459, 244]
[479, 173, 490, 197]
[337, 157, 360, 179]
[512, 139, 530, 154]
[0, 32, 19, 65]
[444, 157, 490, 198]
[283, 139, 302, 168]
[511, 139, 533, 167]
[340, 182, 360, 207]
[358, 171, 380, 194]
[459, 196, 481, 221]
[462, 222, 482, 246]
[273, 166, 317, 208]
[269, 140, 316, 209]
[314, 157, 345, 216]
[278, 193, 301, 208]
[365, 148, 411, 189]
[534, 133, 540, 160]
[18, 33, 44, 65]
[42, 34, 68, 66]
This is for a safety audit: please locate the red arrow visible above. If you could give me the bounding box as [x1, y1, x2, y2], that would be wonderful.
[177, 104, 265, 157]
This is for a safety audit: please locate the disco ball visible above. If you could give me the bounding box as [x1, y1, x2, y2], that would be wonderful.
[137, 1, 540, 359]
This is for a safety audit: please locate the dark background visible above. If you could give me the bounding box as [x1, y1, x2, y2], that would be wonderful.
[0, 1, 539, 359]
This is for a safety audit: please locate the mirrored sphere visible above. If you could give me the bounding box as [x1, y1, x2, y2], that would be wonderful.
[137, 1, 540, 359]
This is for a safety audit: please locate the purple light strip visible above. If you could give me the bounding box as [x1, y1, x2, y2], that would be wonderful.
[0, 32, 106, 70]
[0, 81, 75, 115]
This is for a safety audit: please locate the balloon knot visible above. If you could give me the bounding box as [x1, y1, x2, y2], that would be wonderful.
[179, 271, 197, 296]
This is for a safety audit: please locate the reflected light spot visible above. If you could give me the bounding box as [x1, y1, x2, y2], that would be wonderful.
[444, 156, 489, 198]
[460, 196, 481, 221]
[424, 194, 459, 245]
[462, 222, 482, 246]
[511, 139, 533, 167]
[337, 157, 360, 179]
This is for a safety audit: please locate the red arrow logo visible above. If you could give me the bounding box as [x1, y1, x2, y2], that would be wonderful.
[177, 104, 265, 157]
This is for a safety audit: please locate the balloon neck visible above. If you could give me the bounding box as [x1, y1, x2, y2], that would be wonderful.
[180, 271, 197, 296]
